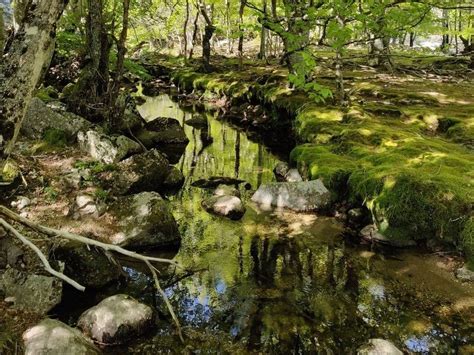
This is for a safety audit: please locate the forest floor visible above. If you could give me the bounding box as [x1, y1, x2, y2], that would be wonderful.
[148, 51, 473, 265]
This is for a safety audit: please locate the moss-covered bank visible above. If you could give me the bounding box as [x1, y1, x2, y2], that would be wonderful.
[157, 56, 473, 265]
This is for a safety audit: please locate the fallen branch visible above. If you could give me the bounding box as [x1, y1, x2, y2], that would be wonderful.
[0, 217, 86, 291]
[0, 205, 185, 342]
[0, 205, 180, 267]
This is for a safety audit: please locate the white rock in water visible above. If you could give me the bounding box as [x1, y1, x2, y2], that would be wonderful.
[251, 179, 331, 212]
[357, 339, 403, 355]
[78, 294, 153, 345]
[23, 319, 101, 355]
[202, 195, 246, 220]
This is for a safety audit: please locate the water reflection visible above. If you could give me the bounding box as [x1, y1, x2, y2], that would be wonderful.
[81, 95, 474, 353]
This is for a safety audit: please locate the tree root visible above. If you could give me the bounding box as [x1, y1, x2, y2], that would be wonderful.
[0, 204, 185, 342]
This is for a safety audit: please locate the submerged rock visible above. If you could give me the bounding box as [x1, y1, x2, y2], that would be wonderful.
[135, 117, 188, 149]
[185, 115, 208, 129]
[54, 243, 122, 289]
[78, 130, 142, 164]
[357, 338, 403, 355]
[273, 162, 303, 182]
[111, 149, 171, 194]
[202, 195, 246, 220]
[0, 267, 62, 314]
[108, 192, 180, 249]
[360, 225, 416, 248]
[23, 98, 91, 140]
[251, 179, 331, 212]
[23, 319, 101, 355]
[77, 294, 153, 345]
[455, 266, 474, 282]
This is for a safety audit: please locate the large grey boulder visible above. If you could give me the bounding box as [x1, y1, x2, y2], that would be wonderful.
[360, 225, 416, 248]
[108, 192, 180, 249]
[23, 319, 101, 355]
[0, 267, 62, 314]
[78, 130, 142, 164]
[251, 179, 331, 212]
[23, 98, 91, 140]
[357, 339, 403, 355]
[54, 243, 122, 289]
[202, 195, 246, 220]
[77, 294, 153, 345]
[111, 149, 171, 194]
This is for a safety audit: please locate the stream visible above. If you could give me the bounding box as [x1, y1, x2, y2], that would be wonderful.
[56, 94, 473, 353]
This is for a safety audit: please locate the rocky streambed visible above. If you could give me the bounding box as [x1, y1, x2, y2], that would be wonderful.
[1, 93, 473, 353]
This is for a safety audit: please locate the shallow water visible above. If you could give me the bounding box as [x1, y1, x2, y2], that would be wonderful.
[62, 94, 473, 353]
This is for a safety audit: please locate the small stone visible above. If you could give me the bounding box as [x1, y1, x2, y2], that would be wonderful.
[455, 266, 474, 282]
[11, 196, 31, 210]
[360, 225, 416, 248]
[4, 296, 15, 304]
[202, 195, 246, 220]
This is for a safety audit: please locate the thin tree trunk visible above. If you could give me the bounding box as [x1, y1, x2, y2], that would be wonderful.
[189, 10, 199, 59]
[258, 0, 267, 60]
[108, 0, 130, 128]
[183, 0, 190, 57]
[0, 7, 5, 53]
[238, 0, 245, 69]
[67, 0, 109, 117]
[199, 3, 215, 72]
[0, 0, 67, 167]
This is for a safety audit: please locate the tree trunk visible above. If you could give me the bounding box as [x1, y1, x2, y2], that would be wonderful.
[67, 0, 110, 118]
[188, 10, 199, 59]
[238, 0, 245, 69]
[200, 4, 215, 72]
[258, 0, 267, 60]
[0, 7, 5, 52]
[107, 0, 130, 129]
[0, 0, 67, 167]
[183, 0, 190, 57]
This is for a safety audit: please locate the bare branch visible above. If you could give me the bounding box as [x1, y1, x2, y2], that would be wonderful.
[0, 217, 86, 291]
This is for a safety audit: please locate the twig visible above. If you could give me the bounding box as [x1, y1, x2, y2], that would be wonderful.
[0, 217, 86, 291]
[145, 260, 184, 343]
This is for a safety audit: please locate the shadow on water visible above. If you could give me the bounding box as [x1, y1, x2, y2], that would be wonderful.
[56, 94, 473, 354]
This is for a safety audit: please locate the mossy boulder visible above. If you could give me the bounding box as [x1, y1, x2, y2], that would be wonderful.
[23, 98, 91, 140]
[108, 192, 180, 249]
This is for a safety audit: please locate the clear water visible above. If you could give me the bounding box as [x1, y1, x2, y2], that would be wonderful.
[64, 94, 474, 353]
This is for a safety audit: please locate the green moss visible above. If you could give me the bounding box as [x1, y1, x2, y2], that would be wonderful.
[291, 102, 473, 249]
[1, 160, 20, 183]
[43, 128, 68, 147]
[36, 86, 59, 103]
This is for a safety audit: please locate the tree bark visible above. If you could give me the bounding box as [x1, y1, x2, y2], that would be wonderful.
[188, 9, 199, 59]
[200, 3, 215, 72]
[238, 0, 246, 68]
[67, 0, 110, 118]
[0, 0, 67, 168]
[0, 7, 5, 52]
